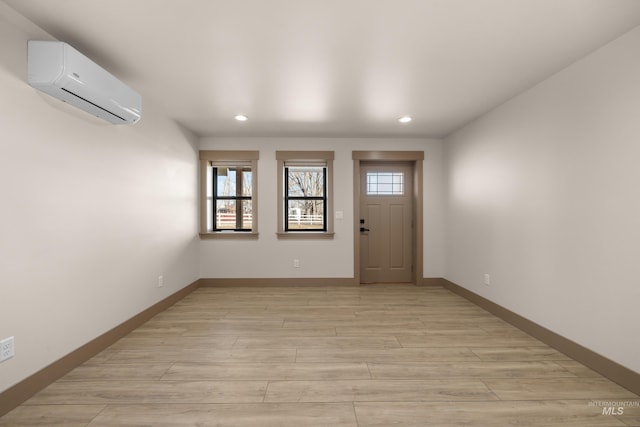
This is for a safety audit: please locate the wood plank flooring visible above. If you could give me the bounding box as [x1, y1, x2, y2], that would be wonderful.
[1, 285, 638, 426]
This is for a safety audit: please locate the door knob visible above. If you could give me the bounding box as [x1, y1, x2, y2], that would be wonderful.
[360, 227, 370, 232]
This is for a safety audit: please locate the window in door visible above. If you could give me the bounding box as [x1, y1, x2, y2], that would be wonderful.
[366, 171, 405, 195]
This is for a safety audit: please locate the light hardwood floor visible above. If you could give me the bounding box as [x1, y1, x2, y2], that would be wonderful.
[1, 285, 638, 426]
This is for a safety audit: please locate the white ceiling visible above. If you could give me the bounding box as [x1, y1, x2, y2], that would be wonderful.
[5, 0, 640, 138]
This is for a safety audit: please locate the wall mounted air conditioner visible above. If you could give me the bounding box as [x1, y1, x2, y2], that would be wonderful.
[27, 41, 141, 124]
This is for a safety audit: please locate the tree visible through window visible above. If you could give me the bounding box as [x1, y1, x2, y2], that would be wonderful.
[276, 151, 334, 238]
[285, 165, 326, 231]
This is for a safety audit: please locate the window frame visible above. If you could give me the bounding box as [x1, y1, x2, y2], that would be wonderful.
[276, 151, 334, 239]
[284, 164, 328, 232]
[199, 150, 259, 239]
[366, 171, 406, 196]
[211, 165, 253, 232]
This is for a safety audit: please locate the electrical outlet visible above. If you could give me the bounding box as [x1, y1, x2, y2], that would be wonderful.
[484, 274, 491, 286]
[157, 275, 164, 288]
[293, 259, 300, 268]
[0, 336, 15, 362]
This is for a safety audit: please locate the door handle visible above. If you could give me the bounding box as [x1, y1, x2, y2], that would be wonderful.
[360, 227, 370, 232]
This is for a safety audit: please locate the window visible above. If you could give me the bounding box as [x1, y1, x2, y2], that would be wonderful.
[210, 165, 252, 231]
[277, 151, 334, 238]
[285, 165, 326, 231]
[199, 151, 258, 238]
[366, 171, 405, 195]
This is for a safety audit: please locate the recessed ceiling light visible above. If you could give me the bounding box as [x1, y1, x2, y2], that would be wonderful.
[398, 116, 412, 123]
[234, 114, 248, 122]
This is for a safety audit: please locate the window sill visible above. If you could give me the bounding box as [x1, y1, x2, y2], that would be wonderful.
[276, 232, 335, 240]
[200, 232, 259, 240]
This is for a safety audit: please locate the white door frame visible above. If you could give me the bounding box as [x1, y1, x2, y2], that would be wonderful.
[352, 151, 424, 285]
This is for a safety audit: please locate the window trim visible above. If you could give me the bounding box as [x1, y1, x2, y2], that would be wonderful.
[276, 151, 334, 239]
[199, 150, 259, 239]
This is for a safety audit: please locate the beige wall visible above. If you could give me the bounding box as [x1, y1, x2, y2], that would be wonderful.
[0, 3, 200, 393]
[199, 137, 445, 279]
[444, 26, 640, 373]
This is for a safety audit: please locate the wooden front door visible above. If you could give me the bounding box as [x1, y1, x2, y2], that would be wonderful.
[359, 162, 413, 283]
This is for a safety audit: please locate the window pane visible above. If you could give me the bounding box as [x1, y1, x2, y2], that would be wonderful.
[214, 200, 252, 230]
[241, 169, 252, 197]
[241, 199, 252, 229]
[215, 200, 237, 230]
[287, 166, 324, 197]
[216, 167, 237, 197]
[287, 200, 324, 230]
[366, 172, 404, 195]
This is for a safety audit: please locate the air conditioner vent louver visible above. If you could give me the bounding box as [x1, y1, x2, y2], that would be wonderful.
[61, 88, 127, 122]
